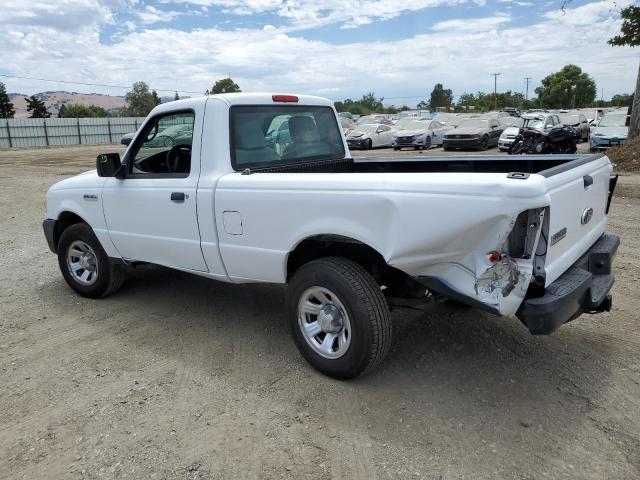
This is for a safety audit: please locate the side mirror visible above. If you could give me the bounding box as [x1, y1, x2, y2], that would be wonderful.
[97, 153, 123, 178]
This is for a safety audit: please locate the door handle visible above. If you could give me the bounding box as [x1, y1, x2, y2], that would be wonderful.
[171, 192, 186, 202]
[583, 175, 593, 188]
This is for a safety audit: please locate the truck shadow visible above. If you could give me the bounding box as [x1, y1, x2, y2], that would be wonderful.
[36, 264, 616, 463]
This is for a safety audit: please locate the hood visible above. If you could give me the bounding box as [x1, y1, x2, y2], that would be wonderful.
[395, 128, 428, 137]
[49, 169, 104, 192]
[347, 130, 371, 139]
[500, 126, 520, 137]
[592, 126, 628, 138]
[448, 126, 486, 135]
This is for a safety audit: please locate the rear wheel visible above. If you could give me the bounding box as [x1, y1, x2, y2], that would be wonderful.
[424, 136, 432, 150]
[480, 136, 489, 150]
[287, 257, 391, 379]
[57, 223, 125, 298]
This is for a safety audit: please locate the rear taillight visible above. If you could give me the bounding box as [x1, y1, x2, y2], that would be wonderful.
[272, 95, 298, 103]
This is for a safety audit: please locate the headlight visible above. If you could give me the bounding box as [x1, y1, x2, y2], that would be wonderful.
[415, 134, 426, 140]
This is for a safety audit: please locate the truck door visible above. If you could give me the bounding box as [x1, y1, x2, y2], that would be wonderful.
[102, 109, 208, 272]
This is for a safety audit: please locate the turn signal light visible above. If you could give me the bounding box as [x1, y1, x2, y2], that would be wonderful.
[272, 95, 299, 103]
[487, 251, 502, 263]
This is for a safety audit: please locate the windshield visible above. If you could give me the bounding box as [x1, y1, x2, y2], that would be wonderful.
[559, 114, 580, 125]
[394, 117, 421, 129]
[598, 114, 627, 127]
[355, 124, 379, 134]
[457, 119, 489, 129]
[504, 117, 524, 128]
[523, 117, 545, 129]
[399, 120, 429, 131]
[230, 105, 345, 170]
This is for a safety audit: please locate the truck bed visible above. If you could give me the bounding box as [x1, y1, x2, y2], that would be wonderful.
[352, 154, 605, 177]
[252, 154, 605, 177]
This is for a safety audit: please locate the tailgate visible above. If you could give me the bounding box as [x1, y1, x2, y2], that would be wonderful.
[541, 155, 613, 284]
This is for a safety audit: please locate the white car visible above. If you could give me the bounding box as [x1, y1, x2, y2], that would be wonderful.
[43, 93, 619, 379]
[345, 123, 396, 150]
[392, 119, 451, 150]
[498, 118, 525, 151]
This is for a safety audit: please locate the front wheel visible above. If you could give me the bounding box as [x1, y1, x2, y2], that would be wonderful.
[287, 257, 391, 379]
[57, 223, 126, 298]
[480, 136, 489, 150]
[364, 139, 372, 150]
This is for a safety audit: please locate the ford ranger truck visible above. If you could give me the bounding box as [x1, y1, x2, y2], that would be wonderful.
[43, 93, 619, 379]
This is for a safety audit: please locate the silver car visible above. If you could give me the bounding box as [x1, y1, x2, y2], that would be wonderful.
[559, 113, 590, 142]
[590, 113, 628, 151]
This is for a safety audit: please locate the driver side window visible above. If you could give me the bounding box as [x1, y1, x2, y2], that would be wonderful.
[130, 111, 194, 177]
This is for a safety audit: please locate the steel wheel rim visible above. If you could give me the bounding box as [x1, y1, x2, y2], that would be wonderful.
[66, 240, 99, 286]
[298, 286, 351, 359]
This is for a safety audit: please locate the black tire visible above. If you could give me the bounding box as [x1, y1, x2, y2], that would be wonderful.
[364, 139, 372, 150]
[287, 257, 391, 380]
[443, 145, 451, 151]
[57, 223, 126, 298]
[480, 136, 489, 150]
[424, 136, 432, 150]
[393, 146, 400, 151]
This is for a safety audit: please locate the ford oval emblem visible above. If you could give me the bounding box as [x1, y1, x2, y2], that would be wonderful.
[581, 207, 594, 225]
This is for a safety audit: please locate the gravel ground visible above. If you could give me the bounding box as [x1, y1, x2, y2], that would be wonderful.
[0, 144, 638, 480]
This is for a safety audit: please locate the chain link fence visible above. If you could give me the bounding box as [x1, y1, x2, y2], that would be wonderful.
[0, 117, 147, 149]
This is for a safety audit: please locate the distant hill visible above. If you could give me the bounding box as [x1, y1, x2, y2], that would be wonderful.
[8, 91, 191, 118]
[9, 91, 126, 118]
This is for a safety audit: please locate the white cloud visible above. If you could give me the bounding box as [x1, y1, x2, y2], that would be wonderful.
[0, 0, 636, 104]
[432, 14, 511, 31]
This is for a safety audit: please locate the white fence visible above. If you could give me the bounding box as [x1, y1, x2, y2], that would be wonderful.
[0, 117, 146, 149]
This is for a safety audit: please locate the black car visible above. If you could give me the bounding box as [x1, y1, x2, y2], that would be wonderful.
[442, 118, 503, 150]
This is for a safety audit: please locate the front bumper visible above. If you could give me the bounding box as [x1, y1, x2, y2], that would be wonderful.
[498, 138, 515, 150]
[43, 219, 57, 254]
[516, 233, 619, 334]
[347, 139, 365, 149]
[443, 137, 481, 149]
[590, 136, 626, 150]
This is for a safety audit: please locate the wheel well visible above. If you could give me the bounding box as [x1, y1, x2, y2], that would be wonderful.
[286, 235, 425, 298]
[54, 212, 86, 250]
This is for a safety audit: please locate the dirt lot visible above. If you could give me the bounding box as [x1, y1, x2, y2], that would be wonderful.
[1, 144, 639, 479]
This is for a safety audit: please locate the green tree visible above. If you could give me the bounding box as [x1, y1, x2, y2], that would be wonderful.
[58, 103, 109, 118]
[610, 93, 634, 107]
[152, 90, 161, 106]
[174, 91, 180, 101]
[608, 5, 639, 138]
[359, 93, 384, 113]
[26, 95, 50, 118]
[428, 83, 453, 111]
[535, 65, 596, 109]
[0, 82, 15, 119]
[123, 82, 158, 116]
[211, 78, 241, 94]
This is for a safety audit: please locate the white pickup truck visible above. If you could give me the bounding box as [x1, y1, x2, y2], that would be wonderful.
[43, 93, 619, 379]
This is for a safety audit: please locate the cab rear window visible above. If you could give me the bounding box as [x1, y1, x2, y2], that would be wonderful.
[230, 106, 345, 170]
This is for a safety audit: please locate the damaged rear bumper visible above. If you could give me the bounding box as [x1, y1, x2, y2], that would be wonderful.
[516, 233, 619, 335]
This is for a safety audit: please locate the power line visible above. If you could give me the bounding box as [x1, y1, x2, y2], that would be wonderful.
[0, 73, 203, 95]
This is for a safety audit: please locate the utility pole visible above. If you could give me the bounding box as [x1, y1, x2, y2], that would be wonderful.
[524, 77, 532, 101]
[491, 73, 501, 110]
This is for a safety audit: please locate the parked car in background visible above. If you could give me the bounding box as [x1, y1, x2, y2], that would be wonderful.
[144, 124, 194, 148]
[590, 113, 628, 152]
[502, 107, 521, 117]
[340, 117, 356, 133]
[346, 123, 396, 149]
[392, 119, 450, 150]
[432, 112, 467, 127]
[393, 116, 429, 130]
[559, 113, 590, 142]
[356, 115, 393, 126]
[443, 118, 503, 150]
[338, 112, 354, 121]
[498, 117, 524, 151]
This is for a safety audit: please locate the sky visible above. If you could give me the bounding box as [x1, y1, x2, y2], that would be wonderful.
[0, 0, 637, 106]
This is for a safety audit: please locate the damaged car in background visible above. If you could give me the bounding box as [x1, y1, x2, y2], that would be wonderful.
[43, 93, 619, 380]
[442, 118, 503, 150]
[392, 119, 451, 150]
